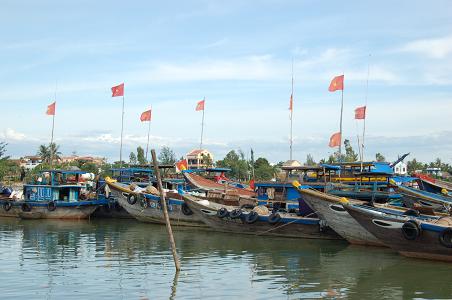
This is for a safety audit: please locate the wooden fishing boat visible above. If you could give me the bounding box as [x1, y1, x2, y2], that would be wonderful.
[296, 186, 384, 246]
[344, 203, 452, 262]
[182, 193, 342, 240]
[395, 183, 452, 213]
[105, 177, 205, 227]
[16, 170, 105, 220]
[183, 170, 256, 198]
[414, 173, 452, 194]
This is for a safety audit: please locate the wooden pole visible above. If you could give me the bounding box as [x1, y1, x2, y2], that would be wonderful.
[145, 107, 152, 161]
[200, 97, 205, 149]
[151, 149, 181, 271]
[119, 94, 125, 168]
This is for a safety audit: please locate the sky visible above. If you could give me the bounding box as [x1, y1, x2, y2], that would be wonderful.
[1, 0, 452, 164]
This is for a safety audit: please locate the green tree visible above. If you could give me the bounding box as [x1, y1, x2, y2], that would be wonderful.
[216, 149, 249, 181]
[0, 142, 12, 180]
[136, 146, 147, 165]
[305, 154, 316, 166]
[406, 158, 424, 173]
[254, 157, 276, 180]
[344, 139, 358, 162]
[129, 152, 137, 165]
[158, 146, 176, 165]
[37, 143, 61, 164]
[375, 153, 386, 162]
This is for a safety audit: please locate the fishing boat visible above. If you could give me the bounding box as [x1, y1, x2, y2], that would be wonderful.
[413, 173, 452, 195]
[182, 168, 256, 198]
[182, 193, 342, 240]
[344, 202, 452, 262]
[15, 170, 106, 219]
[394, 182, 452, 213]
[104, 177, 205, 226]
[0, 186, 21, 217]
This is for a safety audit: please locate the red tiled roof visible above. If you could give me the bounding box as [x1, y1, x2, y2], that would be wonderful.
[187, 149, 206, 156]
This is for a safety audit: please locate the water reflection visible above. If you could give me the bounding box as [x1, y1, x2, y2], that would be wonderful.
[0, 217, 450, 299]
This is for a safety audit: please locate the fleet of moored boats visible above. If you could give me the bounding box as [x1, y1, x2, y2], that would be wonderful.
[1, 161, 451, 262]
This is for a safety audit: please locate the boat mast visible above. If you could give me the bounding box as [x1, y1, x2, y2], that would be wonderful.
[290, 59, 294, 161]
[362, 54, 371, 164]
[50, 80, 57, 168]
[200, 96, 205, 149]
[339, 74, 344, 158]
[119, 86, 125, 168]
[145, 106, 152, 161]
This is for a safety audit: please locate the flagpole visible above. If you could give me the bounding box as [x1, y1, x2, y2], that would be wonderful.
[145, 107, 152, 161]
[339, 83, 344, 157]
[50, 81, 57, 168]
[119, 93, 125, 167]
[362, 55, 371, 163]
[200, 97, 205, 149]
[290, 59, 294, 161]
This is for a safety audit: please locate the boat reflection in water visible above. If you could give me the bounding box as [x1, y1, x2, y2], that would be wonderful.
[0, 218, 451, 299]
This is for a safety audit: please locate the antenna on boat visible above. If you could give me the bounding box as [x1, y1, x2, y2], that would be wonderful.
[289, 58, 294, 161]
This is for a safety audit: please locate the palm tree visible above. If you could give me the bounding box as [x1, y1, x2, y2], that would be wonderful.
[37, 143, 61, 164]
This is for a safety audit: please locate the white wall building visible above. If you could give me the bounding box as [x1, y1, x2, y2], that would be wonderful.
[393, 161, 408, 176]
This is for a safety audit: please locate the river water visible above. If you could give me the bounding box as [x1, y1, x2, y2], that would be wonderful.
[0, 217, 451, 299]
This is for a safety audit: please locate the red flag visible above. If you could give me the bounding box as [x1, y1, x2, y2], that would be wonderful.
[176, 159, 188, 171]
[140, 109, 152, 122]
[46, 102, 56, 115]
[111, 83, 124, 97]
[354, 106, 366, 120]
[249, 179, 255, 190]
[195, 100, 205, 111]
[328, 75, 344, 92]
[329, 132, 341, 147]
[289, 94, 293, 111]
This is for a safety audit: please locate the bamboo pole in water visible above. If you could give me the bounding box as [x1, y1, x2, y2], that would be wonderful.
[151, 149, 181, 271]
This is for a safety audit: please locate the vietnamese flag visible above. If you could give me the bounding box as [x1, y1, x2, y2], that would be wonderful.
[328, 75, 344, 92]
[111, 83, 124, 97]
[329, 132, 341, 147]
[195, 99, 205, 111]
[176, 159, 188, 172]
[46, 102, 56, 115]
[140, 109, 152, 122]
[354, 106, 366, 120]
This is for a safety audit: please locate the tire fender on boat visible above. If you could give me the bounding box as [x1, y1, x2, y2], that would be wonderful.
[181, 203, 193, 215]
[217, 207, 229, 218]
[245, 211, 259, 224]
[21, 203, 32, 212]
[268, 212, 281, 224]
[229, 208, 242, 219]
[47, 201, 57, 211]
[439, 228, 452, 248]
[127, 194, 137, 205]
[401, 220, 421, 240]
[3, 201, 12, 212]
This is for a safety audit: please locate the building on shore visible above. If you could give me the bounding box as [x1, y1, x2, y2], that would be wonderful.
[19, 156, 42, 170]
[186, 149, 213, 169]
[393, 161, 408, 176]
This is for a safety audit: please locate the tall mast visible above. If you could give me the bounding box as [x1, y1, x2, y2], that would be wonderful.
[200, 97, 205, 149]
[145, 106, 152, 161]
[339, 78, 344, 157]
[290, 59, 294, 160]
[50, 81, 57, 167]
[362, 54, 371, 163]
[119, 89, 125, 167]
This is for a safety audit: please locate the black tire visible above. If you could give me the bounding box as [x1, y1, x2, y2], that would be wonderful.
[181, 203, 193, 216]
[439, 228, 452, 248]
[127, 194, 137, 205]
[140, 197, 149, 209]
[21, 203, 32, 212]
[229, 209, 242, 219]
[240, 204, 255, 210]
[403, 209, 420, 217]
[3, 201, 12, 212]
[245, 211, 259, 224]
[268, 212, 281, 224]
[47, 201, 57, 211]
[217, 207, 229, 218]
[401, 220, 421, 240]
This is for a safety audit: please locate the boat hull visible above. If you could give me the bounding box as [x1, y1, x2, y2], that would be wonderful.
[345, 205, 452, 262]
[108, 182, 205, 227]
[183, 194, 342, 240]
[300, 189, 383, 246]
[18, 205, 97, 219]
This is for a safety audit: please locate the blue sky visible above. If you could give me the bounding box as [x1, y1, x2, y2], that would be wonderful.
[1, 0, 452, 164]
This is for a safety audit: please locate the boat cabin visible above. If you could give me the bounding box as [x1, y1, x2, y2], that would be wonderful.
[24, 170, 86, 202]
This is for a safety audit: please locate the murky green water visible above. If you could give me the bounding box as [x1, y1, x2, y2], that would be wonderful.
[0, 217, 451, 299]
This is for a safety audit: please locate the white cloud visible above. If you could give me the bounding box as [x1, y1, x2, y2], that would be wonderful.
[0, 128, 27, 141]
[399, 35, 452, 59]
